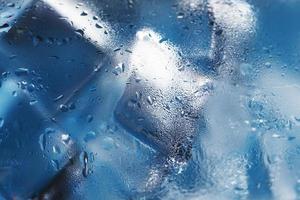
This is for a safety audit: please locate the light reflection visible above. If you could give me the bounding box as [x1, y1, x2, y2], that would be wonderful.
[129, 28, 210, 92]
[178, 0, 206, 11]
[130, 28, 178, 89]
[208, 0, 256, 35]
[43, 0, 113, 49]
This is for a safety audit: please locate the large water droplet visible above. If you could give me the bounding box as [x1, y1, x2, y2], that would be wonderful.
[84, 131, 97, 143]
[81, 151, 89, 177]
[14, 68, 29, 76]
[39, 134, 46, 151]
[0, 118, 4, 128]
[0, 23, 9, 29]
[61, 133, 71, 145]
[52, 145, 61, 154]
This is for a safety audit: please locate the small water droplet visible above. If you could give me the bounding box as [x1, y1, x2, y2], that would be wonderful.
[147, 96, 153, 105]
[52, 145, 61, 154]
[177, 12, 184, 19]
[53, 94, 64, 102]
[29, 99, 38, 105]
[7, 3, 15, 7]
[159, 38, 167, 43]
[32, 35, 43, 46]
[59, 104, 68, 112]
[80, 11, 88, 16]
[272, 134, 281, 138]
[265, 62, 272, 68]
[84, 131, 97, 143]
[51, 159, 60, 171]
[87, 114, 93, 123]
[68, 102, 76, 110]
[95, 23, 102, 28]
[75, 29, 84, 37]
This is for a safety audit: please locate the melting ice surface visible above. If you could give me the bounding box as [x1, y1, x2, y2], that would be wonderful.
[0, 0, 300, 199]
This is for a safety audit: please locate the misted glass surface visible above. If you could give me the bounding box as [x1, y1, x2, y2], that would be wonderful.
[0, 0, 299, 199]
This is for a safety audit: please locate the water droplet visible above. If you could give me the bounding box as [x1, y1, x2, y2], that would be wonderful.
[45, 128, 55, 134]
[159, 38, 167, 43]
[39, 134, 46, 151]
[0, 118, 4, 128]
[61, 133, 71, 145]
[177, 65, 185, 71]
[75, 29, 84, 37]
[53, 94, 64, 102]
[95, 23, 102, 29]
[80, 11, 88, 16]
[0, 23, 9, 29]
[27, 84, 35, 92]
[112, 63, 125, 75]
[288, 136, 296, 141]
[59, 104, 68, 112]
[51, 159, 59, 171]
[12, 91, 17, 97]
[177, 12, 184, 19]
[87, 115, 93, 123]
[32, 35, 43, 46]
[272, 134, 281, 138]
[84, 131, 97, 143]
[215, 29, 223, 36]
[68, 102, 76, 110]
[52, 145, 61, 154]
[81, 151, 89, 177]
[29, 99, 38, 105]
[7, 3, 15, 7]
[93, 16, 98, 20]
[265, 62, 272, 68]
[14, 68, 29, 76]
[147, 96, 153, 105]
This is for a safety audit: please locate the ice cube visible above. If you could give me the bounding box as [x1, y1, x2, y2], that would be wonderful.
[115, 28, 212, 159]
[0, 78, 78, 198]
[0, 0, 112, 112]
